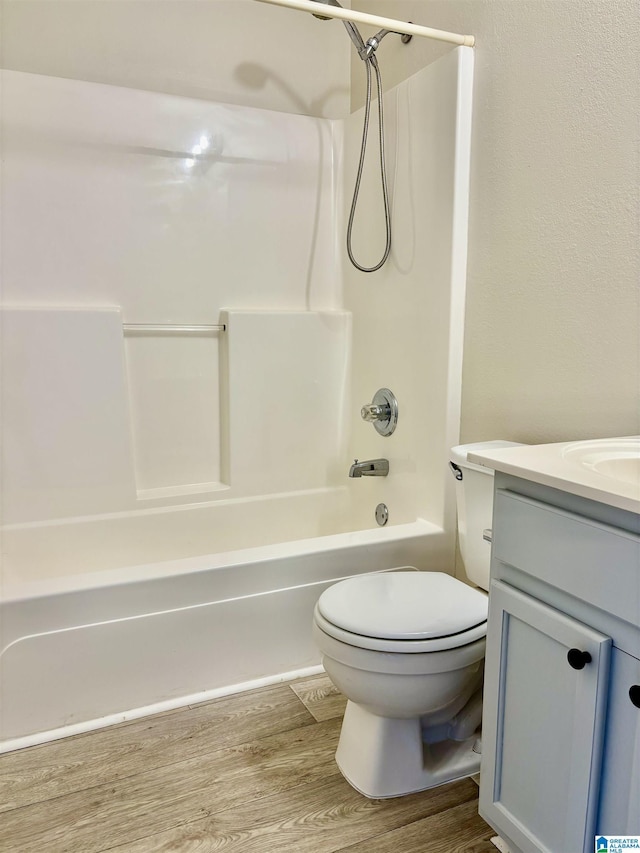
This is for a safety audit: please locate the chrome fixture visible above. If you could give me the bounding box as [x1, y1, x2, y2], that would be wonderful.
[375, 503, 389, 526]
[310, 0, 406, 59]
[360, 388, 398, 437]
[310, 0, 369, 55]
[400, 26, 414, 45]
[310, 0, 411, 272]
[349, 458, 389, 477]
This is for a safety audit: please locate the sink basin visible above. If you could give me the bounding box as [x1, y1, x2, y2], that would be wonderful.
[562, 437, 640, 486]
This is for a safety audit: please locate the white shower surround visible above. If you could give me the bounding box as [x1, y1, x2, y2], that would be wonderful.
[0, 48, 474, 749]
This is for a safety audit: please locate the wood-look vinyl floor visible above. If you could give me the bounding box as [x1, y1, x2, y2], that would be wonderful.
[0, 675, 494, 852]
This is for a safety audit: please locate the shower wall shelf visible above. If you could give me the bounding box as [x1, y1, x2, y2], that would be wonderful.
[253, 0, 475, 47]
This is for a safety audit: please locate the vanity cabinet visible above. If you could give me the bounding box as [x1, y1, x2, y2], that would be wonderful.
[480, 582, 610, 853]
[479, 480, 640, 853]
[597, 647, 640, 835]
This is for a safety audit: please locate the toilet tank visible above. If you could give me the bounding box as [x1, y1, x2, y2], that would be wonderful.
[450, 441, 524, 591]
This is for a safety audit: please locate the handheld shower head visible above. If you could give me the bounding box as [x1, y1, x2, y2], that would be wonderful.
[309, 0, 366, 54]
[310, 0, 342, 20]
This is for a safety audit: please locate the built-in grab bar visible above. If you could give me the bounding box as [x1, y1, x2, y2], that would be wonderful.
[123, 324, 226, 333]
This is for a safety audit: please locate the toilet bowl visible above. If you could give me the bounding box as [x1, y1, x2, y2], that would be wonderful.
[312, 441, 523, 799]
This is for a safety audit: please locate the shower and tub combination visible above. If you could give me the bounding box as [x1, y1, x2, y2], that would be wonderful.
[0, 1, 475, 752]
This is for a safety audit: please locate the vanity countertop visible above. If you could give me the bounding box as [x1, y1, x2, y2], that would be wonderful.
[469, 436, 640, 515]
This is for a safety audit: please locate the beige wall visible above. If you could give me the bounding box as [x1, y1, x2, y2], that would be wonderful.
[0, 0, 351, 118]
[353, 0, 640, 444]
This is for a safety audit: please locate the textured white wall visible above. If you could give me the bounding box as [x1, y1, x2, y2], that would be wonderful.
[0, 0, 351, 118]
[353, 0, 640, 444]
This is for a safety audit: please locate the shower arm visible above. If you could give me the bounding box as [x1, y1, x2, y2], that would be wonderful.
[252, 0, 475, 48]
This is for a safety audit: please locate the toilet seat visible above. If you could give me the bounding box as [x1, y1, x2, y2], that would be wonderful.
[314, 606, 487, 653]
[315, 571, 488, 654]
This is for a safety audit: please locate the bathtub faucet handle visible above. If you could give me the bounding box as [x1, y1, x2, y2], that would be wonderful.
[360, 388, 398, 436]
[361, 403, 389, 422]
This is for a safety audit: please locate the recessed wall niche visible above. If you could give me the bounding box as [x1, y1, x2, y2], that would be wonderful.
[123, 326, 224, 500]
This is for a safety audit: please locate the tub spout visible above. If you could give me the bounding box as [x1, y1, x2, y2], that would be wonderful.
[349, 458, 389, 477]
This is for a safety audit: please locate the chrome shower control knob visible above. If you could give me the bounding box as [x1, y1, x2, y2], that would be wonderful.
[361, 403, 390, 422]
[360, 389, 398, 437]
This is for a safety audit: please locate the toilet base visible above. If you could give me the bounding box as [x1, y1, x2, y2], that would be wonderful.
[335, 700, 481, 799]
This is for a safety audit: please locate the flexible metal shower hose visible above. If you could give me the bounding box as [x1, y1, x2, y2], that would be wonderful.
[347, 53, 391, 273]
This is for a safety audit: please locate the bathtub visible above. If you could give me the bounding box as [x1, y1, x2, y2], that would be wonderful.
[0, 487, 451, 752]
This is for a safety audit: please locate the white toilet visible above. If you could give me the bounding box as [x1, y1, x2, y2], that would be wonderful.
[312, 441, 522, 799]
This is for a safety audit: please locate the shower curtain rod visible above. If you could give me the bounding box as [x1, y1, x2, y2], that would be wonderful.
[253, 0, 475, 47]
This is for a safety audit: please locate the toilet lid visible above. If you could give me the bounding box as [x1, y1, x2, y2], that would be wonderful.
[317, 571, 488, 641]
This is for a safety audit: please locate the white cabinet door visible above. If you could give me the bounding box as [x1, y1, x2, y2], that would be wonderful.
[597, 647, 640, 835]
[480, 581, 612, 853]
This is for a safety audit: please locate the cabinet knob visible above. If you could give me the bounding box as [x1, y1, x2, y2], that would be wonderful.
[630, 685, 640, 708]
[567, 648, 592, 670]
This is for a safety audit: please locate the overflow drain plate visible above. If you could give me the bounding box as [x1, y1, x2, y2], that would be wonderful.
[375, 503, 389, 526]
